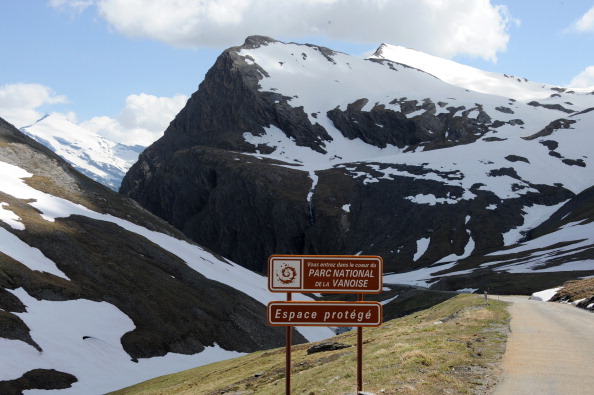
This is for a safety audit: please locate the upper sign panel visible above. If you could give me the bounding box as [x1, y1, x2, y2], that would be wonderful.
[268, 255, 383, 293]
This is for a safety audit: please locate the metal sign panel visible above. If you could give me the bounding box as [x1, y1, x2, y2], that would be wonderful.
[268, 255, 383, 293]
[267, 301, 382, 327]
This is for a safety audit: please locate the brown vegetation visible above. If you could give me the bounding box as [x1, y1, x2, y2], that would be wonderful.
[110, 294, 510, 395]
[549, 277, 594, 311]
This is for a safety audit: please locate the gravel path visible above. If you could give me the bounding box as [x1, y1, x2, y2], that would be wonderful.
[490, 295, 594, 395]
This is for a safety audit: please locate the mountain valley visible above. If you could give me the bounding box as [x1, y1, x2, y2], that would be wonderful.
[1, 35, 593, 393]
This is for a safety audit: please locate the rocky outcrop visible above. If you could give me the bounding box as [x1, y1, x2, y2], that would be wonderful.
[147, 37, 331, 157]
[0, 369, 77, 394]
[576, 296, 594, 311]
[326, 98, 491, 150]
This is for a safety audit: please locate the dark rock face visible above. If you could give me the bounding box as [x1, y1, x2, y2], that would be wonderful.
[306, 164, 572, 273]
[126, 141, 568, 274]
[122, 147, 313, 272]
[326, 98, 491, 150]
[0, 309, 42, 352]
[147, 38, 332, 157]
[0, 369, 77, 395]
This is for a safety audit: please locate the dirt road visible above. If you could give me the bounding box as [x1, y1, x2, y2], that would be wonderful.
[491, 295, 594, 395]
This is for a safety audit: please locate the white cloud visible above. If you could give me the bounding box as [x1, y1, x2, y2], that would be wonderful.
[81, 93, 188, 146]
[0, 80, 185, 146]
[569, 66, 594, 89]
[117, 93, 187, 131]
[0, 83, 68, 127]
[48, 0, 94, 14]
[569, 6, 594, 33]
[89, 0, 511, 61]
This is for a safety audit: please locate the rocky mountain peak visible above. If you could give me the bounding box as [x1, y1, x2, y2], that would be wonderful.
[241, 34, 279, 48]
[121, 36, 594, 288]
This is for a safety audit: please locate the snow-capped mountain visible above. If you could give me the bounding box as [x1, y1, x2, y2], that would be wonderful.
[20, 114, 144, 190]
[122, 36, 594, 290]
[3, 35, 594, 393]
[0, 116, 332, 393]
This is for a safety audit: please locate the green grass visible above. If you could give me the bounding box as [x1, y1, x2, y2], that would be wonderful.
[110, 294, 509, 395]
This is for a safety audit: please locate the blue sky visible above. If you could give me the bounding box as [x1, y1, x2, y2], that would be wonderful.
[1, 0, 593, 145]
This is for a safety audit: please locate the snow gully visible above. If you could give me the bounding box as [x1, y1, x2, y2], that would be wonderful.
[307, 170, 318, 225]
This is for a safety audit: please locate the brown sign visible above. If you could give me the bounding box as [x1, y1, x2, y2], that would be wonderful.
[268, 255, 383, 293]
[267, 301, 382, 327]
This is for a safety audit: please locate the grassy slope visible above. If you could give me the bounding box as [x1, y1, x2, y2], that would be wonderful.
[110, 294, 509, 395]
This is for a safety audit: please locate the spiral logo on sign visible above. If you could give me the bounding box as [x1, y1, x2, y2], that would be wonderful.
[276, 263, 297, 284]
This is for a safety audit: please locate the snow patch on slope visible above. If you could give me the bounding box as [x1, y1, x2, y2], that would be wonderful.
[485, 220, 594, 273]
[0, 288, 244, 394]
[414, 238, 430, 261]
[502, 202, 566, 246]
[0, 227, 69, 280]
[0, 202, 24, 230]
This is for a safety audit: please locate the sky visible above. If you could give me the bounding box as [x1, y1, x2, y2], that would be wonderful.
[1, 0, 594, 146]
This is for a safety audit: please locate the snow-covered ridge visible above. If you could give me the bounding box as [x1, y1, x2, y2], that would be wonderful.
[20, 113, 144, 190]
[237, 39, 594, 198]
[370, 43, 594, 103]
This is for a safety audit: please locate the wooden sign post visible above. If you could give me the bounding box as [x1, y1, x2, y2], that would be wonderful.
[267, 255, 383, 394]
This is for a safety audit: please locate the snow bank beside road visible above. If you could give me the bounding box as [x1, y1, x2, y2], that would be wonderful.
[529, 287, 562, 301]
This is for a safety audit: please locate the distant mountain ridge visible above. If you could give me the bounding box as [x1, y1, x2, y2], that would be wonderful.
[121, 35, 594, 291]
[20, 113, 145, 190]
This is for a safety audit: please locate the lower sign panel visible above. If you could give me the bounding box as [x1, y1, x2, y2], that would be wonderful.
[267, 301, 382, 327]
